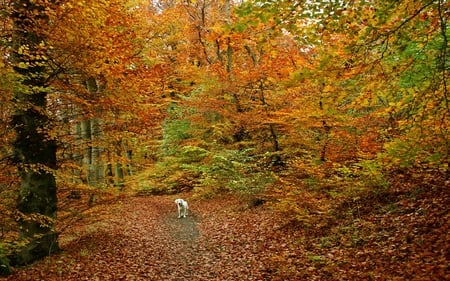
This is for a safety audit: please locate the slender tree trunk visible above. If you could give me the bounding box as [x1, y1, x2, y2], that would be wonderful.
[319, 85, 331, 162]
[10, 0, 59, 265]
[115, 141, 125, 188]
[259, 81, 282, 165]
[115, 161, 125, 189]
[320, 120, 331, 162]
[83, 77, 104, 187]
[73, 121, 83, 183]
[126, 150, 133, 176]
[81, 119, 92, 185]
[105, 163, 115, 186]
[105, 151, 115, 186]
[89, 118, 103, 186]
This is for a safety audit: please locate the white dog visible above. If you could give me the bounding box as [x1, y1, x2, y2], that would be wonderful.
[175, 198, 189, 218]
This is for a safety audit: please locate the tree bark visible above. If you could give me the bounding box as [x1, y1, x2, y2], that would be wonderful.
[115, 161, 125, 189]
[10, 0, 59, 265]
[81, 77, 104, 187]
[80, 119, 92, 185]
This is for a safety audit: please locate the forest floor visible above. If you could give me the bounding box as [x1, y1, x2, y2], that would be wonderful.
[3, 194, 295, 281]
[1, 179, 449, 281]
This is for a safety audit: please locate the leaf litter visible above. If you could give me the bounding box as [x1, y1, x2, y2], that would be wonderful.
[1, 183, 449, 281]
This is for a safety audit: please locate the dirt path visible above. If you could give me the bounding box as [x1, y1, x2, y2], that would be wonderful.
[3, 195, 273, 281]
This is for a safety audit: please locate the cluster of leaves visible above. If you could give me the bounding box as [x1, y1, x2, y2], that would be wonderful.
[143, 105, 276, 198]
[143, 0, 449, 211]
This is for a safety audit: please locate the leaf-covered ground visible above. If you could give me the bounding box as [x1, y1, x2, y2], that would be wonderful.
[1, 181, 449, 280]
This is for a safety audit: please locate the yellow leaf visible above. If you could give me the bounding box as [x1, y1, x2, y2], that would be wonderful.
[18, 62, 28, 69]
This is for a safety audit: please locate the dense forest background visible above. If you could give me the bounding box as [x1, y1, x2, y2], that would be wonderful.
[0, 0, 448, 279]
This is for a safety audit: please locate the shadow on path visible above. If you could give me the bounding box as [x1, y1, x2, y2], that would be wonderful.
[164, 207, 200, 243]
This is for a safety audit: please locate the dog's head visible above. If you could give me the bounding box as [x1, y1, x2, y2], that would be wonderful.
[175, 199, 184, 207]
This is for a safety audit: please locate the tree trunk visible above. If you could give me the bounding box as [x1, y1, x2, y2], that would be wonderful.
[259, 81, 282, 166]
[115, 161, 125, 189]
[90, 118, 104, 185]
[73, 121, 83, 183]
[10, 0, 59, 265]
[113, 140, 125, 188]
[81, 119, 93, 185]
[126, 150, 133, 176]
[81, 77, 104, 187]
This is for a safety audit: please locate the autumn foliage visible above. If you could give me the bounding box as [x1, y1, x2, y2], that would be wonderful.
[0, 0, 448, 279]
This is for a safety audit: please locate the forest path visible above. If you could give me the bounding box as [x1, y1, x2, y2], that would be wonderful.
[4, 195, 275, 281]
[3, 184, 449, 281]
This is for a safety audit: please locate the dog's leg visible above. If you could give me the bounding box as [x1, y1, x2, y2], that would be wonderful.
[183, 204, 188, 218]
